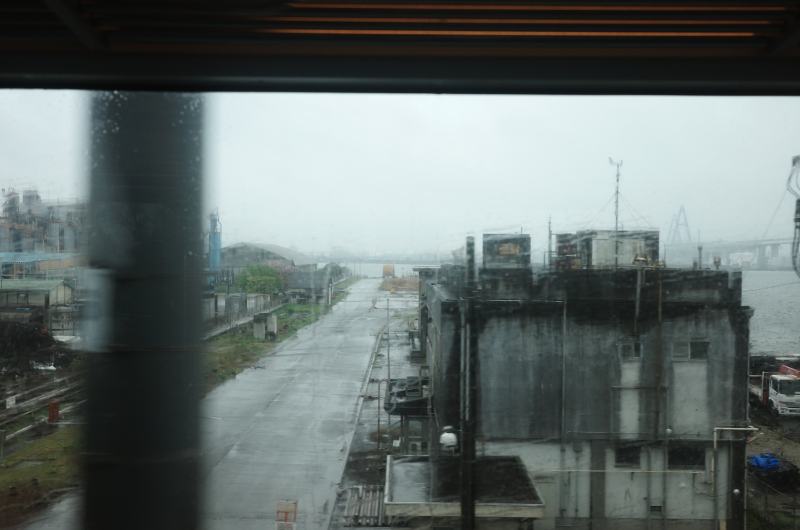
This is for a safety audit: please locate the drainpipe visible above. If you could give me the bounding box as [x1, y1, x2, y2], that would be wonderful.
[634, 266, 644, 336]
[712, 427, 757, 530]
[655, 270, 664, 528]
[560, 298, 568, 519]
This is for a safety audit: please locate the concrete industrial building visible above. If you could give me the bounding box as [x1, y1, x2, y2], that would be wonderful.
[388, 232, 751, 530]
[0, 188, 87, 279]
[0, 188, 86, 255]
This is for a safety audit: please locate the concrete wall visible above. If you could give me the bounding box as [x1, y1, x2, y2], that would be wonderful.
[421, 268, 749, 530]
[484, 440, 731, 530]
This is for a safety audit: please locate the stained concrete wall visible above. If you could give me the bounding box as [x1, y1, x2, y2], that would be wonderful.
[484, 440, 732, 530]
[421, 267, 749, 530]
[475, 306, 743, 441]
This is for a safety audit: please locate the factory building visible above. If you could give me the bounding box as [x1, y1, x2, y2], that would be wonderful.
[220, 242, 317, 278]
[0, 188, 87, 279]
[0, 188, 87, 255]
[388, 232, 750, 530]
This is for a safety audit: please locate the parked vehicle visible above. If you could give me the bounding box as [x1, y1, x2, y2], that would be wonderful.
[749, 365, 800, 416]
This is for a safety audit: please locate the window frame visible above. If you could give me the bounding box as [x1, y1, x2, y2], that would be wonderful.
[618, 340, 643, 362]
[667, 444, 707, 470]
[615, 444, 642, 468]
[672, 340, 710, 362]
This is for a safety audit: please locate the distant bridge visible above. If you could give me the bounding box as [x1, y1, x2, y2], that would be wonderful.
[326, 258, 441, 266]
[664, 238, 794, 269]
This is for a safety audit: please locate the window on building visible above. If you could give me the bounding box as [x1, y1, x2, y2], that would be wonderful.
[672, 341, 710, 361]
[619, 341, 642, 361]
[615, 445, 641, 468]
[668, 445, 706, 469]
[16, 293, 27, 304]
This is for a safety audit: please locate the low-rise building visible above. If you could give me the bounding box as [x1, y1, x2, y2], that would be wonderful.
[0, 279, 75, 324]
[390, 232, 750, 530]
[287, 271, 333, 305]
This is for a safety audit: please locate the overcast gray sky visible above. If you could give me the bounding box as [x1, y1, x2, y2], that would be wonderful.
[1, 89, 798, 258]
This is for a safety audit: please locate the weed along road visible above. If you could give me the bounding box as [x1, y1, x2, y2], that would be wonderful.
[201, 278, 411, 530]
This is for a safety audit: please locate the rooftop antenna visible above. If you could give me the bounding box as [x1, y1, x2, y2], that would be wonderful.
[609, 158, 623, 269]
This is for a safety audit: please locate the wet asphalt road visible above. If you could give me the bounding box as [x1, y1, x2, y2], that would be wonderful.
[201, 278, 392, 529]
[20, 278, 410, 530]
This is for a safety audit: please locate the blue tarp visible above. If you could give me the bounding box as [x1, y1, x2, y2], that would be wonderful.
[750, 454, 780, 471]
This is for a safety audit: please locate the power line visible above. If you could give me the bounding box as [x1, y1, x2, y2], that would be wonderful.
[619, 192, 655, 229]
[583, 193, 616, 230]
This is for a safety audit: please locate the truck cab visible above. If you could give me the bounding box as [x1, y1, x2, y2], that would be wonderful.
[769, 374, 800, 416]
[749, 365, 800, 417]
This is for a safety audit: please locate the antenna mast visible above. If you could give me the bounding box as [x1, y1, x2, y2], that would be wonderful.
[609, 158, 623, 269]
[547, 215, 552, 269]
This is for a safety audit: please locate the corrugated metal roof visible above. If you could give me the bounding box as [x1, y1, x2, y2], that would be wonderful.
[0, 252, 81, 263]
[0, 279, 65, 292]
[223, 242, 317, 267]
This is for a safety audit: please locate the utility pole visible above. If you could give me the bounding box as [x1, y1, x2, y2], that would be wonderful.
[461, 237, 477, 530]
[609, 158, 623, 270]
[386, 298, 391, 383]
[547, 216, 552, 269]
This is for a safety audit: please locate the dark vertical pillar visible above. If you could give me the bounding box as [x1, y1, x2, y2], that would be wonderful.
[590, 440, 607, 530]
[84, 92, 203, 530]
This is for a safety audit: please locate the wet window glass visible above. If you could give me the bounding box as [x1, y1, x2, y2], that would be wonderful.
[2, 89, 800, 530]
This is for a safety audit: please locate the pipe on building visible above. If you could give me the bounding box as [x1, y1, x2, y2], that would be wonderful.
[712, 427, 757, 530]
[655, 270, 666, 529]
[560, 298, 568, 519]
[460, 236, 477, 530]
[634, 267, 643, 335]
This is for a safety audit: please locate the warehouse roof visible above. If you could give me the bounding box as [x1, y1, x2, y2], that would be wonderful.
[223, 242, 316, 267]
[0, 279, 65, 292]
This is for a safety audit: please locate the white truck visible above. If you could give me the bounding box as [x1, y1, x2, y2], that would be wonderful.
[750, 364, 800, 416]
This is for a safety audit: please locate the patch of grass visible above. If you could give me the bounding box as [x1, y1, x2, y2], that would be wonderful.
[0, 426, 81, 527]
[205, 328, 272, 392]
[203, 281, 359, 391]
